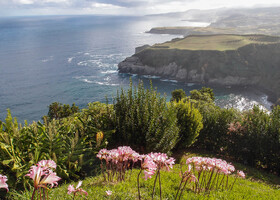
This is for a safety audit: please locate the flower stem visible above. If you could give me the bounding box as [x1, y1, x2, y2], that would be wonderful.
[158, 170, 162, 200]
[31, 188, 36, 200]
[175, 176, 184, 200]
[152, 169, 159, 199]
[137, 169, 143, 200]
[178, 177, 189, 200]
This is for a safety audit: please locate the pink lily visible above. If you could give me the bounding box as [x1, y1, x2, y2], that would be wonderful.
[68, 181, 88, 198]
[0, 175, 8, 191]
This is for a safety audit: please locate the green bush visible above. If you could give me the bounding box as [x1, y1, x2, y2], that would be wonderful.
[173, 100, 203, 148]
[170, 89, 186, 102]
[113, 81, 179, 153]
[0, 104, 114, 192]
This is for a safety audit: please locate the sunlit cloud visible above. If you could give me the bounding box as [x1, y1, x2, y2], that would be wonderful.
[1, 0, 280, 16]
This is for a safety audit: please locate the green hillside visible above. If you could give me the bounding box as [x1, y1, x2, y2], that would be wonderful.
[152, 34, 280, 51]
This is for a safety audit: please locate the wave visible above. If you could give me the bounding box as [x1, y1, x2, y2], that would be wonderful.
[160, 79, 178, 83]
[77, 61, 88, 66]
[101, 70, 118, 74]
[142, 75, 161, 79]
[187, 83, 195, 87]
[68, 57, 74, 63]
[41, 56, 53, 63]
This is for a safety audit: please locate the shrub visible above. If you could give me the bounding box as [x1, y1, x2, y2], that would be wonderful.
[173, 100, 203, 148]
[113, 81, 179, 154]
[47, 102, 79, 120]
[171, 89, 186, 102]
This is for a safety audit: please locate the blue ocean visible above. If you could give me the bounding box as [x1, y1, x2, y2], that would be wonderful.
[0, 15, 272, 123]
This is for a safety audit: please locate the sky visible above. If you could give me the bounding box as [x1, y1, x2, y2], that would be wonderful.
[1, 0, 280, 16]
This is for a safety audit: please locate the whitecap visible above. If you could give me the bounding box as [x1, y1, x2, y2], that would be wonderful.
[68, 57, 74, 63]
[160, 79, 178, 83]
[41, 56, 53, 63]
[101, 70, 117, 74]
[142, 75, 161, 79]
[187, 83, 195, 87]
[77, 61, 88, 66]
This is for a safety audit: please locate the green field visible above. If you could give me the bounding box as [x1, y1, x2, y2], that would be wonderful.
[153, 34, 280, 51]
[12, 152, 280, 200]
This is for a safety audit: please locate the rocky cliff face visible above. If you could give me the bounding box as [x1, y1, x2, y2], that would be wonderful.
[118, 43, 280, 102]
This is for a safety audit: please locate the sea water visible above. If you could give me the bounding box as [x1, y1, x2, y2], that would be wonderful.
[0, 15, 272, 123]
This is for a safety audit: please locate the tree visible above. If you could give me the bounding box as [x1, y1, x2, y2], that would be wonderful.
[174, 100, 203, 148]
[171, 89, 186, 102]
[47, 102, 79, 120]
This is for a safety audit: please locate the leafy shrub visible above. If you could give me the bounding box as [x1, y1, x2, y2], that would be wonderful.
[47, 102, 79, 120]
[171, 89, 186, 102]
[173, 100, 203, 148]
[113, 81, 179, 154]
[0, 105, 114, 192]
[226, 106, 280, 173]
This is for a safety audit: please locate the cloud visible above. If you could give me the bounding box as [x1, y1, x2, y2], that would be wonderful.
[1, 0, 280, 16]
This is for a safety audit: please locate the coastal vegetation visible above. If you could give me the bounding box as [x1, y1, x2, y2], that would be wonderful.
[0, 82, 279, 199]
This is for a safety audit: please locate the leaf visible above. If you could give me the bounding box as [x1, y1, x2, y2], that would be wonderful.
[2, 159, 14, 165]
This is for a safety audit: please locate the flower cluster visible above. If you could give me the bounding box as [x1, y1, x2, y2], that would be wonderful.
[97, 146, 141, 182]
[0, 174, 8, 191]
[148, 152, 175, 171]
[68, 181, 88, 199]
[186, 157, 235, 175]
[140, 155, 157, 180]
[26, 160, 61, 200]
[185, 157, 245, 193]
[97, 146, 140, 164]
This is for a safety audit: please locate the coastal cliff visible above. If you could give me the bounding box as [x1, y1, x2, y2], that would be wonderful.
[118, 35, 280, 102]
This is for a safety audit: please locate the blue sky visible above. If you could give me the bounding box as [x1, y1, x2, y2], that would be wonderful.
[1, 0, 280, 16]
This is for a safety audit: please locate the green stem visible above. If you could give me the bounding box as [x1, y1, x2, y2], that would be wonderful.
[178, 177, 189, 200]
[152, 169, 159, 200]
[137, 169, 143, 200]
[175, 176, 184, 200]
[158, 170, 162, 200]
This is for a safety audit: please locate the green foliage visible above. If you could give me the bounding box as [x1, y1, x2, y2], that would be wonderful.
[113, 81, 179, 153]
[226, 106, 280, 173]
[190, 87, 215, 103]
[174, 100, 203, 148]
[0, 104, 114, 192]
[195, 104, 240, 153]
[47, 102, 79, 120]
[171, 89, 186, 102]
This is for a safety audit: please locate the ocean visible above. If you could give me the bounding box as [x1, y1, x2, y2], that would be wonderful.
[0, 15, 272, 123]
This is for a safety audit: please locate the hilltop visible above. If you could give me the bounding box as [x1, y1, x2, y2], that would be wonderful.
[118, 34, 280, 103]
[151, 34, 280, 51]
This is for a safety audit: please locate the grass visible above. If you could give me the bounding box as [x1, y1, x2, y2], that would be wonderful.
[152, 34, 280, 51]
[10, 152, 280, 200]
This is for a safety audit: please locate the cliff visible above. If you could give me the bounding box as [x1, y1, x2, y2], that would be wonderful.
[118, 35, 280, 102]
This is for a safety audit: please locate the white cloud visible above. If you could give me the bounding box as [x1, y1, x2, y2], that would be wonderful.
[17, 0, 34, 4]
[91, 3, 122, 9]
[1, 0, 280, 16]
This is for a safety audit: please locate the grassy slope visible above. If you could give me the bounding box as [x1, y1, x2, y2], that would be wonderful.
[12, 152, 280, 200]
[153, 34, 280, 51]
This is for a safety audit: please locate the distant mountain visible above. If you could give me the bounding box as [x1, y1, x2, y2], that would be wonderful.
[147, 7, 280, 36]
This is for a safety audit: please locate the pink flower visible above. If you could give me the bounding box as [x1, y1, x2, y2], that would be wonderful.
[106, 190, 112, 196]
[37, 160, 57, 169]
[68, 181, 88, 196]
[26, 161, 61, 189]
[0, 175, 8, 191]
[237, 170, 246, 178]
[148, 152, 175, 171]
